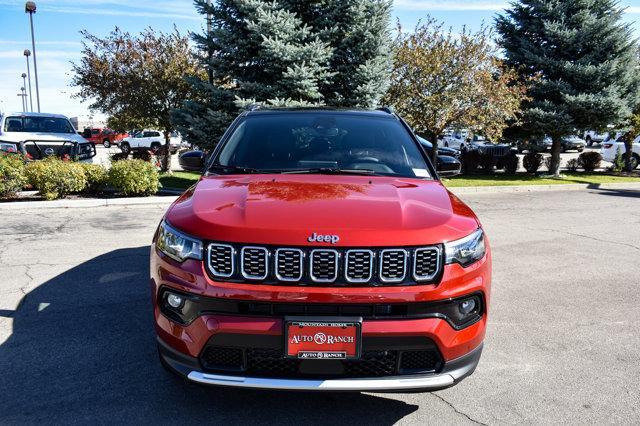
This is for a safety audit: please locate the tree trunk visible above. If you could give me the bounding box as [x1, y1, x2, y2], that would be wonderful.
[162, 130, 171, 173]
[549, 135, 562, 177]
[623, 132, 634, 172]
[425, 130, 439, 167]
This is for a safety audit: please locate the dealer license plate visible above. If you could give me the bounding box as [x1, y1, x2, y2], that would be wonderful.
[286, 320, 361, 359]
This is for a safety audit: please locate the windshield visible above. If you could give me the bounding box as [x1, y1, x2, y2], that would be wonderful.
[3, 116, 76, 134]
[212, 112, 432, 178]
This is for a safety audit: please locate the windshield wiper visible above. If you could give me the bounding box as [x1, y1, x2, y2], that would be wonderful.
[208, 164, 262, 174]
[281, 168, 378, 176]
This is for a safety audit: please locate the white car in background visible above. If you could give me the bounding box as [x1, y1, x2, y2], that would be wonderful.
[120, 130, 185, 154]
[600, 134, 640, 169]
[441, 129, 485, 150]
[583, 130, 609, 146]
[119, 130, 164, 154]
[0, 112, 95, 162]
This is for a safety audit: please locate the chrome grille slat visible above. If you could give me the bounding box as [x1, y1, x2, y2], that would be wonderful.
[207, 244, 234, 278]
[379, 249, 407, 283]
[345, 250, 373, 283]
[275, 248, 303, 281]
[413, 247, 441, 281]
[310, 249, 339, 282]
[241, 246, 268, 279]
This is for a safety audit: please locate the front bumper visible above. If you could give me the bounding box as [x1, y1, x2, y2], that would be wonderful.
[151, 242, 491, 391]
[158, 337, 483, 391]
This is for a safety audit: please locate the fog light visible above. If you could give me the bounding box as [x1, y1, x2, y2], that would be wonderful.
[166, 293, 183, 309]
[459, 299, 476, 315]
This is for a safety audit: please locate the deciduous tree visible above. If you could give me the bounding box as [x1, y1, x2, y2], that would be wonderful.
[383, 19, 527, 164]
[71, 27, 202, 171]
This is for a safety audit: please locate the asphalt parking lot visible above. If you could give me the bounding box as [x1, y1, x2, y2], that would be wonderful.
[1, 188, 639, 424]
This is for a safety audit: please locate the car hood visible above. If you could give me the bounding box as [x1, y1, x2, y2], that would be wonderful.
[165, 175, 480, 247]
[0, 131, 87, 144]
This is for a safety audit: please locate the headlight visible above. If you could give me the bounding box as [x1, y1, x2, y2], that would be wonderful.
[156, 221, 202, 262]
[445, 229, 486, 267]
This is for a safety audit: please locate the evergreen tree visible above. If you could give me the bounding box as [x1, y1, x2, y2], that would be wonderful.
[285, 0, 392, 107]
[173, 0, 392, 150]
[496, 0, 640, 176]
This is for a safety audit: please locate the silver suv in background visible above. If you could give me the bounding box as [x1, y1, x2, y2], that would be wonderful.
[0, 112, 95, 162]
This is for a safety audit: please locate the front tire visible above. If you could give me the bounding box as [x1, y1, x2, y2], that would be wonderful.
[631, 154, 640, 170]
[103, 139, 111, 148]
[120, 142, 131, 154]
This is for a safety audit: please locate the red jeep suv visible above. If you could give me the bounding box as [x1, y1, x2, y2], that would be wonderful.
[151, 108, 491, 391]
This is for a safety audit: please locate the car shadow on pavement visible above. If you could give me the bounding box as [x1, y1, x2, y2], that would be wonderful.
[589, 187, 640, 198]
[0, 246, 419, 424]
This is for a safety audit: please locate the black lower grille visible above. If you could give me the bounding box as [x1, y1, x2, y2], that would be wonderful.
[201, 346, 243, 371]
[246, 349, 398, 378]
[400, 350, 442, 373]
[200, 343, 442, 378]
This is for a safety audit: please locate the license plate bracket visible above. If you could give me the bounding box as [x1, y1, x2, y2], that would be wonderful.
[285, 317, 362, 360]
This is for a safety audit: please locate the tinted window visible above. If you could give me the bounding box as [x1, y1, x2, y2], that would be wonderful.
[214, 112, 431, 178]
[3, 116, 75, 134]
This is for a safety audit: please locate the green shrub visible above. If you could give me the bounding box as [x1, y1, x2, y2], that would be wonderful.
[566, 158, 579, 172]
[611, 147, 625, 172]
[25, 157, 87, 200]
[110, 152, 129, 162]
[132, 150, 153, 161]
[578, 151, 602, 172]
[0, 153, 27, 198]
[523, 152, 543, 173]
[80, 163, 108, 193]
[108, 159, 159, 196]
[503, 152, 519, 175]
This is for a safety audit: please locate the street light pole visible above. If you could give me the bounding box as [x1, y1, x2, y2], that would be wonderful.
[21, 74, 28, 112]
[25, 1, 40, 112]
[18, 88, 28, 112]
[24, 49, 34, 112]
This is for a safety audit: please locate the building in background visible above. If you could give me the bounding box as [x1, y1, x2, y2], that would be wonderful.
[69, 116, 106, 131]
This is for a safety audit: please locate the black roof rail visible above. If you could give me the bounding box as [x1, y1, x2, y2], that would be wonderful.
[376, 106, 395, 114]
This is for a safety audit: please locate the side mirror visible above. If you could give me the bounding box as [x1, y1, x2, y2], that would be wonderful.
[437, 155, 461, 177]
[179, 150, 206, 172]
[196, 152, 206, 172]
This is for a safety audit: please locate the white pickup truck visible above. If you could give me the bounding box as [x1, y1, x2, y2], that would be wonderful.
[0, 112, 95, 161]
[119, 130, 184, 154]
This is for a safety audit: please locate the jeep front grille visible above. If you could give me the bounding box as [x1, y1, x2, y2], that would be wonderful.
[206, 243, 442, 286]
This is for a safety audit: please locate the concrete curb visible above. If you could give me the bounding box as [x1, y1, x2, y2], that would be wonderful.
[0, 195, 179, 210]
[1, 182, 638, 209]
[448, 181, 640, 195]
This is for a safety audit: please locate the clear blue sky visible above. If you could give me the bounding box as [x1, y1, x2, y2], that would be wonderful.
[1, 0, 639, 119]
